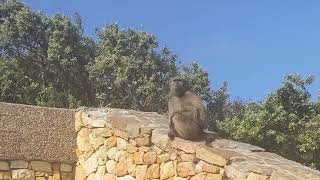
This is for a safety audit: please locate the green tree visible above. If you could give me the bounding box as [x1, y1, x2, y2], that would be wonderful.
[206, 81, 229, 131]
[88, 24, 177, 112]
[178, 62, 210, 101]
[219, 102, 265, 142]
[40, 13, 95, 107]
[298, 115, 320, 169]
[0, 0, 49, 104]
[220, 74, 317, 166]
[0, 0, 95, 108]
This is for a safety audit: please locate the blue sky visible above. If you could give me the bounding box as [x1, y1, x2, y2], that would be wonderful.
[23, 0, 320, 101]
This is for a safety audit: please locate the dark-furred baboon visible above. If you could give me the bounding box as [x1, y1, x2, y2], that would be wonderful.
[168, 77, 215, 141]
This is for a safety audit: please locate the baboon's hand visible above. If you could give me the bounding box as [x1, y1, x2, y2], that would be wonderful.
[168, 130, 176, 139]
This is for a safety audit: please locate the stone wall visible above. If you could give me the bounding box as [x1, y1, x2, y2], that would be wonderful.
[0, 102, 77, 180]
[75, 108, 320, 180]
[0, 160, 73, 180]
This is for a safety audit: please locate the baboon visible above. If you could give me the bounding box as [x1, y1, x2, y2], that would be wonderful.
[168, 77, 216, 142]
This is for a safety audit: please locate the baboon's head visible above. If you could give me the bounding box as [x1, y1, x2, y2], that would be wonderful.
[170, 77, 190, 97]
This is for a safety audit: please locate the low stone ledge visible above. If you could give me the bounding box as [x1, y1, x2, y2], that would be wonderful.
[0, 160, 74, 180]
[75, 108, 320, 180]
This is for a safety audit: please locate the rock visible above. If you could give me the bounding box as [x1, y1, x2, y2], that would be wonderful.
[107, 147, 118, 160]
[190, 173, 207, 180]
[127, 153, 134, 159]
[160, 161, 175, 180]
[0, 161, 9, 171]
[153, 145, 164, 155]
[86, 173, 96, 180]
[114, 150, 127, 162]
[127, 125, 140, 138]
[106, 160, 117, 174]
[127, 157, 136, 176]
[140, 127, 152, 135]
[205, 173, 223, 180]
[61, 172, 72, 180]
[83, 153, 98, 176]
[105, 136, 117, 148]
[52, 163, 60, 172]
[52, 172, 61, 180]
[157, 153, 171, 164]
[196, 146, 238, 166]
[114, 129, 129, 140]
[143, 151, 157, 164]
[12, 169, 35, 180]
[134, 151, 144, 165]
[146, 164, 160, 179]
[89, 132, 105, 150]
[96, 145, 109, 165]
[117, 137, 127, 150]
[36, 177, 46, 180]
[0, 172, 11, 180]
[74, 165, 86, 180]
[209, 139, 265, 152]
[227, 160, 275, 176]
[202, 163, 220, 174]
[177, 162, 196, 177]
[135, 135, 151, 146]
[31, 161, 52, 172]
[75, 111, 84, 132]
[77, 128, 93, 153]
[195, 162, 203, 173]
[151, 129, 170, 150]
[60, 163, 73, 173]
[171, 152, 178, 161]
[171, 137, 206, 154]
[10, 160, 28, 169]
[219, 169, 225, 176]
[77, 149, 94, 163]
[91, 119, 106, 128]
[173, 177, 188, 180]
[129, 139, 137, 146]
[91, 127, 112, 138]
[180, 153, 197, 162]
[104, 173, 116, 180]
[136, 165, 148, 180]
[139, 146, 150, 152]
[117, 175, 135, 180]
[110, 115, 134, 131]
[224, 165, 248, 180]
[270, 171, 299, 180]
[116, 159, 128, 176]
[95, 166, 107, 179]
[127, 144, 138, 153]
[34, 171, 47, 177]
[247, 172, 269, 180]
[98, 155, 108, 166]
[81, 111, 93, 126]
